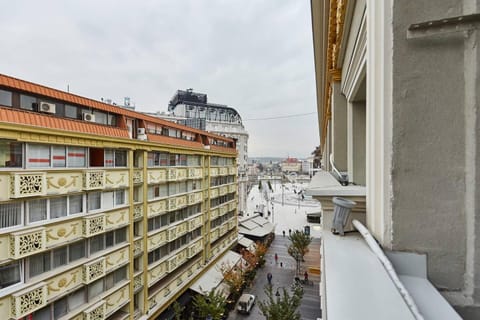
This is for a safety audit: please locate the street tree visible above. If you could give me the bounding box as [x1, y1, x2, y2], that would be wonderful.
[192, 289, 227, 320]
[258, 284, 303, 320]
[288, 230, 313, 275]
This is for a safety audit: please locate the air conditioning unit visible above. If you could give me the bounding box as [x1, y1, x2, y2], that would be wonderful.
[137, 128, 146, 135]
[83, 112, 96, 122]
[39, 102, 56, 114]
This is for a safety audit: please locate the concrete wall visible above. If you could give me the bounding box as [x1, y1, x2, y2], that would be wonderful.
[391, 0, 470, 299]
[348, 101, 366, 185]
[332, 82, 348, 171]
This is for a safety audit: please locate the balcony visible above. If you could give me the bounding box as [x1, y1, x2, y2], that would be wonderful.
[10, 172, 47, 198]
[83, 214, 106, 237]
[133, 170, 143, 184]
[105, 170, 129, 189]
[105, 208, 129, 230]
[133, 204, 143, 220]
[10, 227, 46, 259]
[167, 168, 177, 181]
[148, 230, 167, 251]
[176, 168, 187, 180]
[105, 284, 129, 316]
[11, 282, 47, 318]
[83, 300, 106, 320]
[83, 170, 105, 190]
[82, 257, 106, 284]
[147, 199, 167, 217]
[105, 247, 129, 272]
[45, 267, 83, 301]
[147, 168, 167, 184]
[46, 171, 82, 195]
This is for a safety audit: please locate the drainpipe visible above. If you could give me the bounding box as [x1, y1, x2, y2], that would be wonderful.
[352, 219, 424, 320]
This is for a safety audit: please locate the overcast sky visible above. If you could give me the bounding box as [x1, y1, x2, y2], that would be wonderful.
[0, 0, 318, 158]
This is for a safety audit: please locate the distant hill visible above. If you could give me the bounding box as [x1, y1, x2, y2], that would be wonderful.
[249, 157, 303, 164]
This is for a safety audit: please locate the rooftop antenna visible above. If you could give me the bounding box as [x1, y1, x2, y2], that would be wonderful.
[67, 84, 70, 93]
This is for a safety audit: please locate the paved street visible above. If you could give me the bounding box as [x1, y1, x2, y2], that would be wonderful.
[227, 236, 321, 320]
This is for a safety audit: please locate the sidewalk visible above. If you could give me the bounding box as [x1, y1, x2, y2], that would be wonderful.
[227, 236, 321, 320]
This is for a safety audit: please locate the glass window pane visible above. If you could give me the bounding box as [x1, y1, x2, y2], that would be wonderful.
[50, 197, 67, 219]
[69, 240, 85, 262]
[27, 144, 50, 168]
[114, 266, 127, 283]
[0, 202, 21, 229]
[114, 150, 127, 167]
[28, 199, 47, 223]
[115, 228, 126, 244]
[0, 89, 12, 107]
[88, 279, 103, 300]
[68, 287, 86, 310]
[88, 192, 101, 211]
[69, 194, 83, 215]
[32, 306, 51, 320]
[52, 145, 66, 167]
[53, 247, 68, 268]
[65, 105, 78, 119]
[106, 231, 114, 248]
[115, 190, 125, 206]
[105, 272, 114, 290]
[29, 252, 50, 277]
[67, 147, 86, 167]
[54, 297, 68, 318]
[102, 191, 114, 210]
[0, 261, 21, 288]
[90, 234, 104, 254]
[104, 150, 114, 167]
[20, 94, 36, 110]
[93, 111, 107, 124]
[0, 141, 22, 168]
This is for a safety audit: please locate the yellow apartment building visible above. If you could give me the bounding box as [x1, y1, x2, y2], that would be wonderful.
[0, 74, 238, 320]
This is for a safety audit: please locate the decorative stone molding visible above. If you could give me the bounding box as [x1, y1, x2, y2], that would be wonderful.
[167, 227, 177, 242]
[210, 167, 219, 177]
[105, 172, 128, 189]
[133, 204, 143, 220]
[133, 170, 143, 184]
[134, 274, 143, 292]
[11, 283, 47, 318]
[167, 198, 176, 211]
[133, 239, 143, 256]
[147, 169, 166, 184]
[219, 186, 228, 196]
[210, 188, 219, 198]
[46, 173, 81, 195]
[167, 168, 177, 181]
[82, 258, 106, 284]
[167, 256, 177, 272]
[83, 215, 106, 237]
[83, 170, 105, 190]
[147, 200, 166, 217]
[219, 167, 228, 176]
[210, 209, 219, 220]
[10, 172, 47, 198]
[176, 195, 187, 209]
[10, 227, 46, 259]
[229, 184, 237, 193]
[83, 300, 106, 320]
[229, 167, 237, 175]
[176, 169, 187, 180]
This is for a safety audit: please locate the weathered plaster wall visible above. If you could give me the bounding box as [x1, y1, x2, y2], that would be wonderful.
[391, 0, 466, 290]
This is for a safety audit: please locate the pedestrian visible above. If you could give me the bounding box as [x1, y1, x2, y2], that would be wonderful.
[282, 230, 286, 237]
[304, 271, 309, 282]
[267, 272, 273, 285]
[280, 262, 283, 268]
[289, 229, 291, 235]
[275, 253, 278, 264]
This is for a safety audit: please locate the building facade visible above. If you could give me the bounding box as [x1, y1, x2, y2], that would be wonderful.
[165, 89, 249, 215]
[0, 74, 238, 320]
[309, 0, 480, 319]
[280, 157, 301, 173]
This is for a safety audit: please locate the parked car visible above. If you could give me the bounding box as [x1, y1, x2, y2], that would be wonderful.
[237, 293, 256, 314]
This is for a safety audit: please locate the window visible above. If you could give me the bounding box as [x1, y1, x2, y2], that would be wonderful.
[67, 147, 86, 167]
[50, 197, 67, 219]
[68, 287, 86, 310]
[52, 145, 66, 167]
[28, 199, 47, 223]
[115, 190, 125, 206]
[0, 140, 22, 168]
[0, 89, 12, 107]
[0, 202, 22, 229]
[53, 247, 68, 268]
[93, 110, 107, 125]
[20, 94, 36, 110]
[115, 150, 127, 167]
[0, 261, 22, 289]
[104, 150, 114, 167]
[90, 234, 105, 254]
[65, 105, 78, 119]
[69, 194, 83, 214]
[107, 114, 117, 126]
[29, 252, 51, 277]
[27, 144, 50, 168]
[88, 192, 101, 211]
[88, 279, 104, 300]
[69, 240, 86, 262]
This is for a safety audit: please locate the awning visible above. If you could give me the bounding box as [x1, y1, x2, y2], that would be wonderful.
[237, 235, 256, 253]
[190, 251, 243, 298]
[238, 214, 275, 238]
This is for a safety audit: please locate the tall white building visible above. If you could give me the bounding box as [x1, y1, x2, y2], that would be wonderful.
[154, 89, 249, 215]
